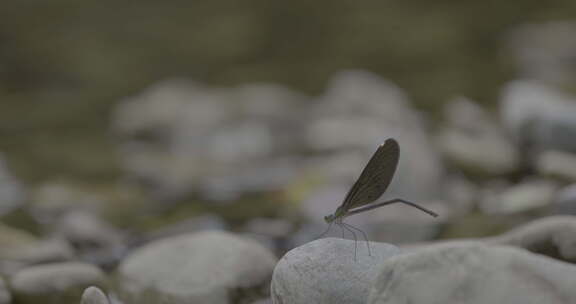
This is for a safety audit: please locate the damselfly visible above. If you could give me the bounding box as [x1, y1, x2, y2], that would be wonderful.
[320, 138, 438, 258]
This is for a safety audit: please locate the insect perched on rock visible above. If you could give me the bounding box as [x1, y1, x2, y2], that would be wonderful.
[320, 138, 438, 258]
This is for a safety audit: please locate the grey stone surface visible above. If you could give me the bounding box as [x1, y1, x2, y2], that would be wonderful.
[271, 238, 402, 304]
[0, 277, 11, 304]
[10, 262, 106, 304]
[117, 230, 277, 304]
[368, 243, 576, 304]
[80, 286, 110, 304]
[487, 216, 576, 262]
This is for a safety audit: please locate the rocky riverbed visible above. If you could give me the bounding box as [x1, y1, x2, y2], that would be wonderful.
[1, 13, 576, 303]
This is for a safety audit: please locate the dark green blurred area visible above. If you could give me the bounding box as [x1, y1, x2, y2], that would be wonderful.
[0, 0, 575, 183]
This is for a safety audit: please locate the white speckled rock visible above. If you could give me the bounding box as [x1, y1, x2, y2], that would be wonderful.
[117, 230, 277, 304]
[0, 277, 10, 304]
[271, 238, 401, 304]
[10, 262, 106, 304]
[80, 286, 110, 304]
[368, 243, 576, 304]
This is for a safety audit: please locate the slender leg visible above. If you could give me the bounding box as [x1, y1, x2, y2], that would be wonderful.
[343, 222, 372, 257]
[339, 222, 358, 261]
[345, 198, 438, 218]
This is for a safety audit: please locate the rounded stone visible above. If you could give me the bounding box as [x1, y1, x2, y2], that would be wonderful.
[271, 238, 401, 304]
[10, 262, 106, 304]
[80, 286, 109, 304]
[368, 243, 576, 304]
[117, 230, 277, 304]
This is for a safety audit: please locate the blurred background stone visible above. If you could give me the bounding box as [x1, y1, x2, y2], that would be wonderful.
[500, 80, 576, 157]
[487, 216, 576, 262]
[117, 231, 276, 304]
[536, 150, 576, 182]
[53, 211, 126, 269]
[552, 184, 576, 215]
[0, 223, 74, 275]
[143, 214, 227, 243]
[437, 97, 519, 177]
[480, 179, 558, 214]
[10, 262, 106, 304]
[112, 79, 305, 202]
[0, 155, 25, 216]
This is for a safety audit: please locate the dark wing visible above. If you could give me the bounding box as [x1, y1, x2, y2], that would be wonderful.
[339, 138, 400, 211]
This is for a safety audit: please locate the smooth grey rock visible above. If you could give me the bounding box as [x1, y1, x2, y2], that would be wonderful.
[553, 184, 576, 215]
[80, 286, 110, 304]
[10, 262, 106, 304]
[368, 243, 576, 304]
[271, 238, 402, 304]
[118, 230, 277, 304]
[487, 216, 576, 262]
[0, 277, 10, 304]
